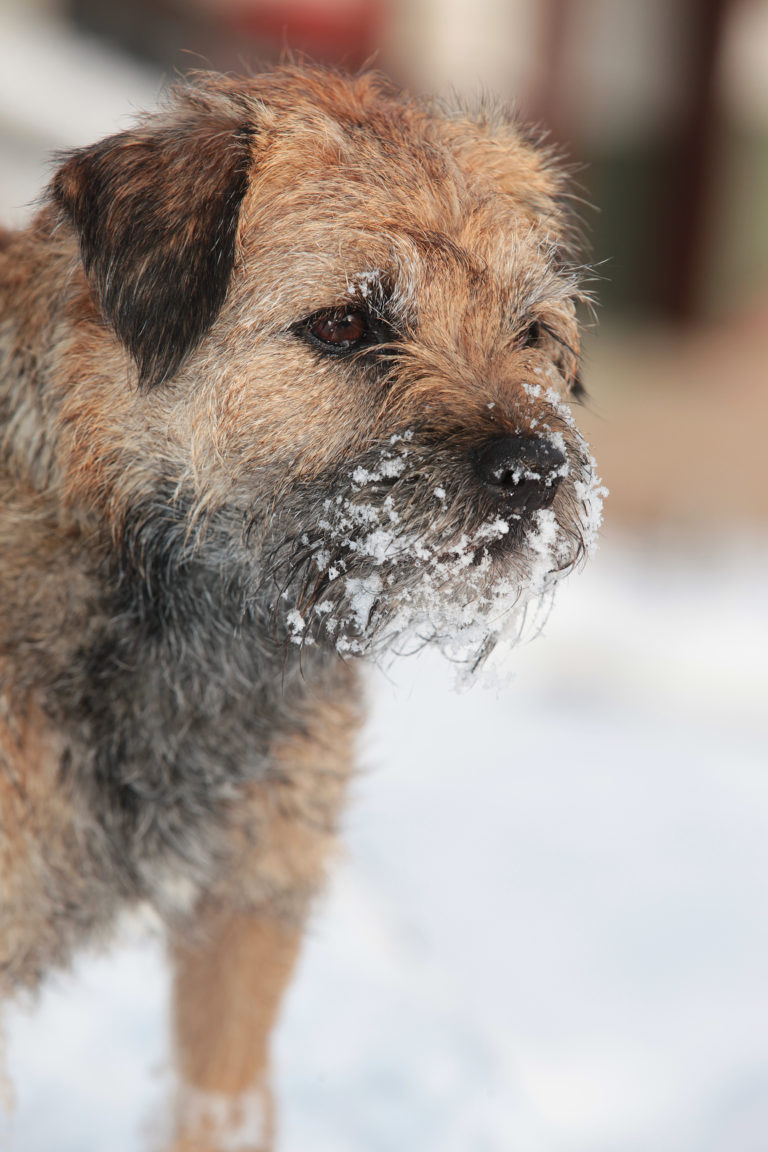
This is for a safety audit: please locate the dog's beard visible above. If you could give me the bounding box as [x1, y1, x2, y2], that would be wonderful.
[267, 424, 605, 678]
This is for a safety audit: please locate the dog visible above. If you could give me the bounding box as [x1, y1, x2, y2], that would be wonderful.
[0, 66, 603, 1150]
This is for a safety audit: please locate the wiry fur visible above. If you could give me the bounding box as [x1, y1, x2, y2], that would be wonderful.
[0, 66, 600, 1145]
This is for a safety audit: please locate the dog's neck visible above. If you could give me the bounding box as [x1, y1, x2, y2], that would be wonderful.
[1, 225, 357, 901]
[0, 472, 355, 907]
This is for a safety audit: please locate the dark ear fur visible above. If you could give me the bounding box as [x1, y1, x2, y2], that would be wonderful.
[51, 100, 253, 388]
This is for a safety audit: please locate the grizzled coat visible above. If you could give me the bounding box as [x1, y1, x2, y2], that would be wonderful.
[0, 66, 596, 1147]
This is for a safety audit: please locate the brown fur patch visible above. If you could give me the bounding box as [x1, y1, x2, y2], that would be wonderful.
[0, 65, 599, 1148]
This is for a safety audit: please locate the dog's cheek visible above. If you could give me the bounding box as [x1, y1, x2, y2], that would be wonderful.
[51, 115, 253, 390]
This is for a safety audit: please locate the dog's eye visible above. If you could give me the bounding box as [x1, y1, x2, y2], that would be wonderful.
[521, 321, 543, 348]
[308, 309, 368, 349]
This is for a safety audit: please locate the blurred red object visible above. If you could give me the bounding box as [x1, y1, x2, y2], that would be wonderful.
[222, 0, 386, 68]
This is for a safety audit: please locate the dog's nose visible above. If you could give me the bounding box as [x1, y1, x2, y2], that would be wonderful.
[473, 435, 567, 514]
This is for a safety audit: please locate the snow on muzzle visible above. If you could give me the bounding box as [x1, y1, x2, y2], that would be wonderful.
[277, 420, 606, 678]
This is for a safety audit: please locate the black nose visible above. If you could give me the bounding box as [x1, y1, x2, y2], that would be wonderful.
[473, 435, 567, 514]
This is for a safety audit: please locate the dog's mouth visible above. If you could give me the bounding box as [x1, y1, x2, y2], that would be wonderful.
[266, 426, 604, 675]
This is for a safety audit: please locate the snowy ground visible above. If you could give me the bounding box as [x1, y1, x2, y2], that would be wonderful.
[2, 533, 766, 1152]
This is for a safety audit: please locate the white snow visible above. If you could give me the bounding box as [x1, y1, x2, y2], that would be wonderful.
[285, 609, 306, 638]
[2, 533, 767, 1152]
[305, 430, 605, 678]
[346, 270, 384, 301]
[174, 1084, 269, 1152]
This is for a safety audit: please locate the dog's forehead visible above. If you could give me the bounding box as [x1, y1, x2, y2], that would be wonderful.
[236, 114, 567, 320]
[244, 100, 557, 231]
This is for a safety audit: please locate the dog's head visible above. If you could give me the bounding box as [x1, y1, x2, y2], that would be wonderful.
[50, 68, 604, 670]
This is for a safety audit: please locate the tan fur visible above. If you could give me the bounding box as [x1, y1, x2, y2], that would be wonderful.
[0, 67, 595, 1149]
[172, 913, 301, 1151]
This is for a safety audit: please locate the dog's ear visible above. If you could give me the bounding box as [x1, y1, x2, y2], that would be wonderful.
[51, 100, 253, 388]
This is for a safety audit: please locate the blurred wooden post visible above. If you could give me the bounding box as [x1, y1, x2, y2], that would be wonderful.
[531, 0, 732, 324]
[657, 0, 731, 321]
[527, 0, 574, 142]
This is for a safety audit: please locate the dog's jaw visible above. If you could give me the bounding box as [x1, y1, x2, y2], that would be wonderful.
[264, 405, 605, 675]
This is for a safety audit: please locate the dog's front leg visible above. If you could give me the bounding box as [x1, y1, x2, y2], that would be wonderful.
[170, 903, 302, 1152]
[167, 677, 361, 1151]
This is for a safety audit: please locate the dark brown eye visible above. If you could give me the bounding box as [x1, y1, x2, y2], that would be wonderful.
[522, 320, 543, 348]
[309, 309, 367, 348]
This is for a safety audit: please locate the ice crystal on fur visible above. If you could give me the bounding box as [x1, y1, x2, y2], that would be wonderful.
[284, 425, 605, 677]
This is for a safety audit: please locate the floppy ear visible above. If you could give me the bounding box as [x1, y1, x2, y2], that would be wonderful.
[51, 101, 253, 388]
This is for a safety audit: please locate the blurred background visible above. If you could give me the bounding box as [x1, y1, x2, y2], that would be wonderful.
[1, 2, 766, 1150]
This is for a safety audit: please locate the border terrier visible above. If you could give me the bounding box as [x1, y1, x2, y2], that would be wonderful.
[0, 67, 603, 1149]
